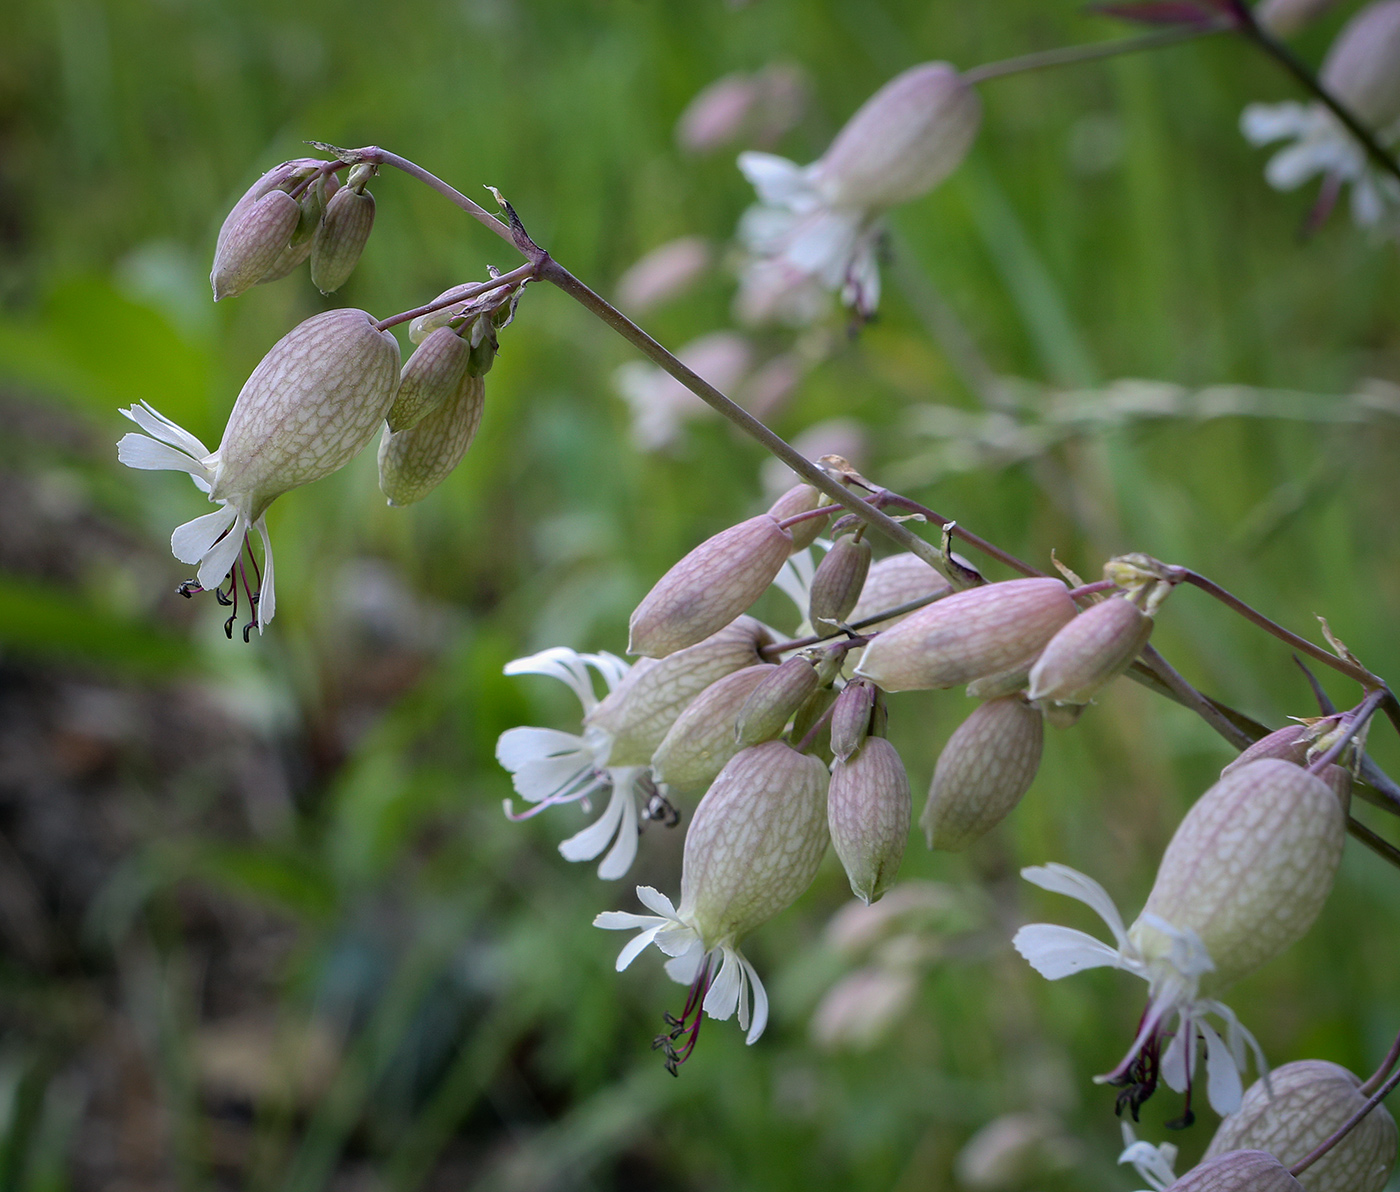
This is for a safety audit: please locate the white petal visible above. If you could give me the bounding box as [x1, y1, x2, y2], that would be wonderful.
[495, 726, 589, 773]
[117, 433, 217, 487]
[614, 923, 664, 971]
[1265, 142, 1329, 190]
[170, 504, 239, 565]
[784, 210, 862, 284]
[254, 516, 275, 629]
[195, 512, 247, 590]
[664, 939, 706, 985]
[596, 785, 639, 880]
[1239, 101, 1309, 145]
[635, 886, 679, 919]
[1199, 1019, 1244, 1115]
[558, 783, 627, 862]
[737, 152, 818, 208]
[739, 952, 769, 1044]
[1020, 864, 1131, 950]
[1134, 913, 1214, 981]
[584, 651, 631, 693]
[702, 949, 743, 1021]
[653, 921, 702, 958]
[1350, 171, 1385, 226]
[1159, 1018, 1193, 1094]
[504, 647, 600, 711]
[593, 910, 667, 931]
[120, 402, 213, 458]
[1012, 924, 1128, 979]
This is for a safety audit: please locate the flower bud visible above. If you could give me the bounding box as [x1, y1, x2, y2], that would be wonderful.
[1130, 759, 1346, 992]
[735, 655, 821, 746]
[830, 680, 877, 762]
[210, 158, 325, 299]
[814, 62, 982, 209]
[854, 578, 1076, 693]
[766, 483, 828, 552]
[922, 696, 1043, 851]
[1027, 595, 1153, 706]
[849, 553, 951, 630]
[387, 327, 472, 433]
[1166, 1151, 1302, 1191]
[258, 171, 341, 284]
[651, 664, 775, 791]
[1257, 0, 1339, 35]
[1222, 723, 1311, 775]
[310, 177, 376, 294]
[790, 685, 839, 762]
[210, 190, 302, 302]
[215, 309, 400, 514]
[628, 515, 794, 657]
[809, 533, 872, 630]
[681, 740, 830, 947]
[378, 373, 485, 506]
[586, 616, 773, 765]
[615, 236, 713, 313]
[1205, 1060, 1397, 1192]
[1320, 0, 1400, 128]
[829, 736, 911, 904]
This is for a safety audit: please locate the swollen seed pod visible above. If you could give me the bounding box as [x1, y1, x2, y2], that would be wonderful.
[586, 616, 773, 765]
[1166, 1151, 1302, 1191]
[378, 373, 485, 506]
[849, 553, 952, 630]
[259, 171, 341, 284]
[680, 741, 830, 947]
[210, 158, 325, 299]
[210, 190, 302, 301]
[388, 327, 473, 433]
[628, 515, 794, 657]
[1129, 759, 1346, 993]
[311, 180, 376, 294]
[735, 655, 820, 747]
[854, 578, 1076, 693]
[651, 664, 776, 792]
[1222, 723, 1311, 775]
[922, 696, 1043, 851]
[1205, 1060, 1398, 1192]
[1027, 595, 1153, 707]
[1320, 0, 1400, 128]
[809, 533, 872, 630]
[814, 62, 982, 209]
[830, 680, 877, 763]
[214, 309, 401, 514]
[829, 737, 911, 904]
[766, 483, 829, 552]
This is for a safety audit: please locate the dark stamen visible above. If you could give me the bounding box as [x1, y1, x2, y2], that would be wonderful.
[653, 953, 713, 1077]
[177, 580, 203, 599]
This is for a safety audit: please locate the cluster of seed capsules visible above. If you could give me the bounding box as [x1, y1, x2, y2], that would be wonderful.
[535, 488, 1398, 1190]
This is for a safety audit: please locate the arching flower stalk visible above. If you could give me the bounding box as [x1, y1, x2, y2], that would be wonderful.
[495, 647, 662, 880]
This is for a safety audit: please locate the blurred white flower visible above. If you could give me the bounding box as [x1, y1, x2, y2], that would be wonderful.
[1013, 863, 1266, 1119]
[1118, 1123, 1179, 1192]
[495, 647, 650, 879]
[735, 62, 980, 323]
[612, 331, 752, 450]
[614, 236, 713, 314]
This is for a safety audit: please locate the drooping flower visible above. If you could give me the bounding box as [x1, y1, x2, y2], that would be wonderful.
[117, 308, 400, 637]
[495, 647, 659, 880]
[1012, 863, 1268, 1121]
[595, 740, 830, 1068]
[1240, 0, 1400, 231]
[735, 62, 981, 323]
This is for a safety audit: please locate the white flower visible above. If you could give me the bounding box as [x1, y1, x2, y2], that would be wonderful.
[117, 309, 400, 637]
[1240, 100, 1400, 229]
[118, 402, 277, 638]
[1012, 863, 1267, 1120]
[733, 63, 980, 324]
[496, 647, 658, 880]
[1118, 1123, 1179, 1192]
[594, 885, 769, 1067]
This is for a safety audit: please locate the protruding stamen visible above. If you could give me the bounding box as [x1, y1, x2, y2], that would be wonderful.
[654, 953, 713, 1076]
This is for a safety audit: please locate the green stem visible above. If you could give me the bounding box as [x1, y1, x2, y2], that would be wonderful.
[962, 23, 1227, 85]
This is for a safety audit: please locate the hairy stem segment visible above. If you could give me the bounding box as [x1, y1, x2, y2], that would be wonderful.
[962, 23, 1227, 85]
[535, 258, 965, 585]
